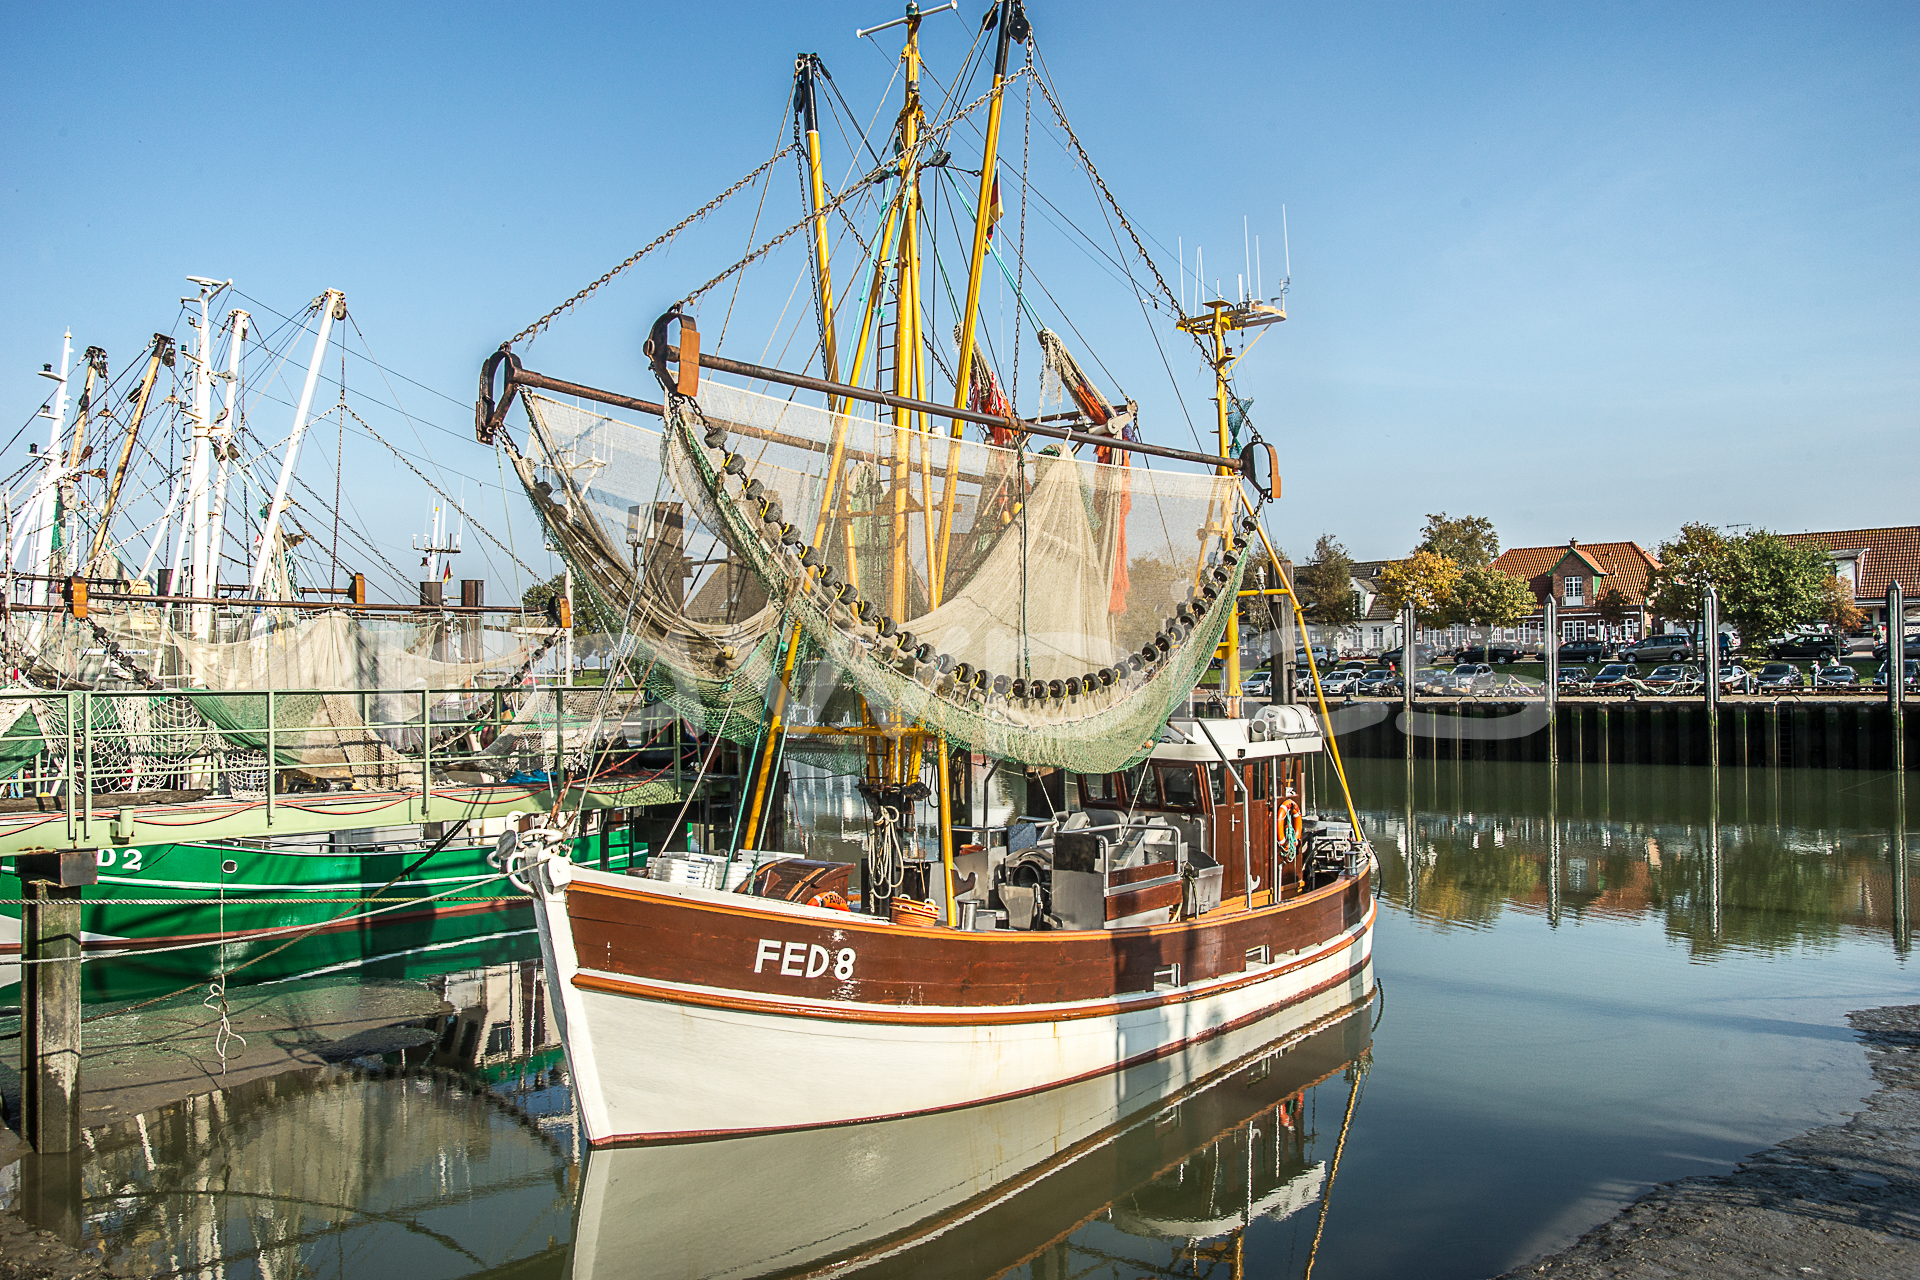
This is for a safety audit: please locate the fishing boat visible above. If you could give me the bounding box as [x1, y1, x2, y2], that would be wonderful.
[566, 977, 1372, 1279]
[0, 285, 715, 1000]
[490, 0, 1375, 1149]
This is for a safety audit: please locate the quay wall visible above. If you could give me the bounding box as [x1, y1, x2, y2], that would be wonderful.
[1324, 699, 1918, 770]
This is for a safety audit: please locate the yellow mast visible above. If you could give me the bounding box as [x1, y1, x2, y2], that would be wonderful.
[798, 53, 841, 402]
[1178, 294, 1284, 709]
[936, 0, 1025, 586]
[89, 335, 171, 575]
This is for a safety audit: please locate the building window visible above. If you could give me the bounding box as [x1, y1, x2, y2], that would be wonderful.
[1564, 575, 1584, 606]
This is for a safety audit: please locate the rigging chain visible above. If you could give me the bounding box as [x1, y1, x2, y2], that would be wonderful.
[507, 144, 800, 349]
[339, 402, 539, 578]
[684, 69, 1033, 311]
[1027, 53, 1210, 366]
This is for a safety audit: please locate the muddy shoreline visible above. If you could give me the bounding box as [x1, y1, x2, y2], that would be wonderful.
[1498, 1004, 1920, 1278]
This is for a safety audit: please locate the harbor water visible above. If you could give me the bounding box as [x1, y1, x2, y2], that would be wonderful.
[2, 757, 1911, 1279]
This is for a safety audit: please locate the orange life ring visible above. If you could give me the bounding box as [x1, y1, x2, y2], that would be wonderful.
[808, 890, 850, 912]
[1276, 799, 1304, 859]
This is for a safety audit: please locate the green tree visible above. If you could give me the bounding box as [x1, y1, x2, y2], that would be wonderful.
[1645, 522, 1732, 626]
[1718, 530, 1834, 647]
[1378, 550, 1462, 628]
[1594, 585, 1636, 631]
[1448, 565, 1535, 638]
[1296, 535, 1359, 627]
[1416, 512, 1499, 569]
[523, 571, 623, 636]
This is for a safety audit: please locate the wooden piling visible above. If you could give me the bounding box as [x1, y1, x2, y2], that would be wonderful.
[19, 871, 85, 1155]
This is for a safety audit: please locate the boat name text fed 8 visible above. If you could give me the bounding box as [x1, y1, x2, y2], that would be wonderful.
[754, 939, 857, 980]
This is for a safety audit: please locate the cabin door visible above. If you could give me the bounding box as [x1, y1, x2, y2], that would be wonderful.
[1206, 763, 1247, 904]
[1244, 761, 1274, 899]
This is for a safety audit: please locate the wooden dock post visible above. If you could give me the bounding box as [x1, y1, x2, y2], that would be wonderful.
[1704, 586, 1721, 770]
[1891, 583, 1906, 774]
[16, 850, 94, 1155]
[1544, 597, 1559, 764]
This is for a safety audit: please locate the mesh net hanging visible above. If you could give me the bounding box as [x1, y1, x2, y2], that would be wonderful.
[536, 376, 1251, 775]
[517, 393, 791, 748]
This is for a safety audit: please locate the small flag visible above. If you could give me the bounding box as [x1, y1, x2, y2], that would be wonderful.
[442, 562, 452, 582]
[985, 176, 1004, 242]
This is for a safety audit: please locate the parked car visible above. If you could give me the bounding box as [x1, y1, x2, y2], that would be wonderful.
[1719, 665, 1757, 695]
[1336, 658, 1368, 672]
[1241, 672, 1272, 698]
[1448, 663, 1497, 694]
[1356, 668, 1400, 696]
[1457, 642, 1521, 664]
[1766, 632, 1842, 661]
[1557, 639, 1613, 665]
[1875, 658, 1919, 690]
[1320, 668, 1364, 696]
[1872, 632, 1919, 661]
[1556, 668, 1591, 691]
[1619, 634, 1694, 664]
[1642, 663, 1703, 692]
[1591, 663, 1638, 693]
[1813, 665, 1859, 689]
[1379, 643, 1436, 667]
[1755, 662, 1804, 690]
[1413, 668, 1452, 696]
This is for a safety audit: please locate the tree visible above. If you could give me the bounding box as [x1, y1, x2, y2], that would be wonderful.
[1448, 565, 1534, 638]
[1717, 531, 1835, 648]
[1645, 522, 1732, 626]
[1416, 512, 1499, 569]
[1296, 535, 1359, 627]
[1378, 550, 1462, 628]
[523, 571, 623, 637]
[1818, 574, 1866, 633]
[1594, 585, 1635, 631]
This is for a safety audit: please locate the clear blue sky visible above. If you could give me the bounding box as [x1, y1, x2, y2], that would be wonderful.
[5, 1, 1914, 596]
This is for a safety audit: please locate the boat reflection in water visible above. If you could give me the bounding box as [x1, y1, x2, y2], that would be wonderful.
[567, 962, 1373, 1280]
[2, 959, 576, 1280]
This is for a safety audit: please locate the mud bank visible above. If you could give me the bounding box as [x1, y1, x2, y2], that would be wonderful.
[1500, 1004, 1920, 1279]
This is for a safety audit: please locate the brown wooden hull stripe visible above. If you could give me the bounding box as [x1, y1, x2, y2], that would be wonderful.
[582, 954, 1373, 1148]
[567, 866, 1355, 940]
[570, 898, 1374, 1028]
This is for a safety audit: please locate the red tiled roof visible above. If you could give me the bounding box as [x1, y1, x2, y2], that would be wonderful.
[1781, 526, 1920, 601]
[1489, 540, 1661, 604]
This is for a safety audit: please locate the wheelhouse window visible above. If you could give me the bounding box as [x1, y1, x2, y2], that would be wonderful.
[1564, 575, 1584, 606]
[1157, 765, 1202, 812]
[1079, 772, 1124, 808]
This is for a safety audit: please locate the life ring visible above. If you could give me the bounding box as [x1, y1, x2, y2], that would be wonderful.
[808, 890, 850, 912]
[1276, 799, 1304, 860]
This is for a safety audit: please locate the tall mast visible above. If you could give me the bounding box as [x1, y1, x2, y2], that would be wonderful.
[89, 333, 173, 575]
[205, 308, 249, 604]
[183, 276, 224, 634]
[250, 290, 342, 596]
[27, 331, 73, 609]
[935, 0, 1026, 594]
[1179, 292, 1286, 709]
[948, 0, 1025, 432]
[57, 345, 106, 578]
[795, 54, 841, 393]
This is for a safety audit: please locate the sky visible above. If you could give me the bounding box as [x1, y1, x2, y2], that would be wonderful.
[4, 0, 1915, 600]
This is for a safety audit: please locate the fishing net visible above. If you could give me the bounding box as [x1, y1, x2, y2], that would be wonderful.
[517, 393, 790, 747]
[652, 376, 1251, 774]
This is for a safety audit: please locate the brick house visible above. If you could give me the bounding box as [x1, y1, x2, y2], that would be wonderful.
[1488, 539, 1664, 646]
[1780, 525, 1920, 634]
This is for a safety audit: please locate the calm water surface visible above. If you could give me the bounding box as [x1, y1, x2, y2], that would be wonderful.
[3, 759, 1911, 1279]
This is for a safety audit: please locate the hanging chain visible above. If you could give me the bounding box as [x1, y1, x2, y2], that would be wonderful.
[686, 71, 1031, 312]
[506, 144, 799, 349]
[1028, 52, 1210, 364]
[1011, 48, 1032, 406]
[340, 403, 538, 577]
